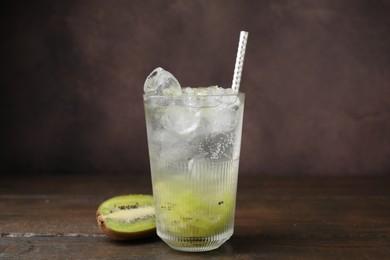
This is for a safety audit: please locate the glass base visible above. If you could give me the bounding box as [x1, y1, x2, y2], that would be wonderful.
[158, 230, 233, 252]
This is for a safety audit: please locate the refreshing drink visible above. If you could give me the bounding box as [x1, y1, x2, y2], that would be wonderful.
[144, 68, 245, 251]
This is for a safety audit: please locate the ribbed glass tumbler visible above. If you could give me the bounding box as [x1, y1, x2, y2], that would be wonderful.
[144, 93, 245, 252]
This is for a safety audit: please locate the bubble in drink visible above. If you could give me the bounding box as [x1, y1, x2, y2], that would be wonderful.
[144, 67, 182, 96]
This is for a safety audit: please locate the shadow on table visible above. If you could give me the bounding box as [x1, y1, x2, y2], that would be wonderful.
[105, 233, 161, 246]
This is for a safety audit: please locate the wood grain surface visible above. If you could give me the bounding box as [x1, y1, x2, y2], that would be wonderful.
[1, 174, 389, 259]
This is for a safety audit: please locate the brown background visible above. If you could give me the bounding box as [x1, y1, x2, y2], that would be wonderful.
[2, 0, 390, 175]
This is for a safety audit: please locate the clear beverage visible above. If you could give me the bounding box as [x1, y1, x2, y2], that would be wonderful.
[144, 92, 244, 252]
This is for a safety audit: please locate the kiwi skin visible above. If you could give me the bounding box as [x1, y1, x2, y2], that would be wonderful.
[96, 209, 156, 240]
[96, 194, 156, 240]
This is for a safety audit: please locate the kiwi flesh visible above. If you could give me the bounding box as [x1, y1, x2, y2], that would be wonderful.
[153, 182, 235, 237]
[96, 194, 156, 240]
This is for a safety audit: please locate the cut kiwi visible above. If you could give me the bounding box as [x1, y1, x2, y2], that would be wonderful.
[96, 194, 156, 240]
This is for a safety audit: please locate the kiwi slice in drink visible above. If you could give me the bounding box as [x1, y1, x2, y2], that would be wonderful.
[154, 182, 234, 237]
[169, 192, 234, 237]
[96, 194, 156, 240]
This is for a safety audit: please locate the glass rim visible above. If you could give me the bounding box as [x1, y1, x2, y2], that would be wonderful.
[143, 92, 245, 99]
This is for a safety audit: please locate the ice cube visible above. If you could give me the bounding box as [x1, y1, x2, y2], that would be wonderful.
[209, 106, 240, 133]
[182, 86, 239, 107]
[206, 85, 225, 95]
[144, 67, 182, 96]
[161, 106, 201, 135]
[152, 130, 194, 161]
[207, 92, 241, 134]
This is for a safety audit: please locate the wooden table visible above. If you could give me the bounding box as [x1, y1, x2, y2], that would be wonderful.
[1, 174, 389, 259]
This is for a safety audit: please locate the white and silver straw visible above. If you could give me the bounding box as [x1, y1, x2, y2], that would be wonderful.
[231, 31, 248, 93]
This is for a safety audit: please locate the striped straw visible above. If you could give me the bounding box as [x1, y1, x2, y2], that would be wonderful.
[231, 31, 248, 93]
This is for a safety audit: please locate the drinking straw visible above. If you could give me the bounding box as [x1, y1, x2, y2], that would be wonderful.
[231, 31, 248, 93]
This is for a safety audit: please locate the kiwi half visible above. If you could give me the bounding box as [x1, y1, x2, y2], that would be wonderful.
[96, 194, 156, 240]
